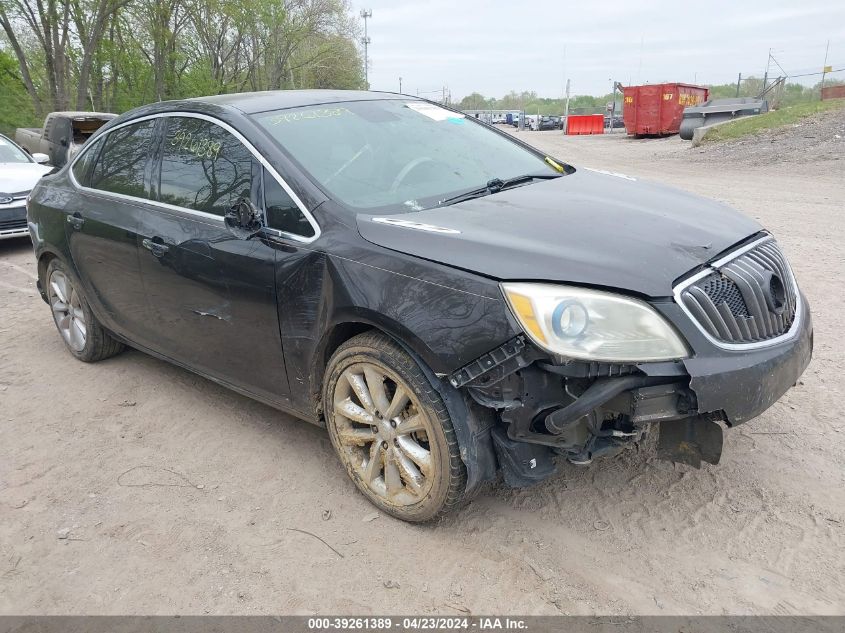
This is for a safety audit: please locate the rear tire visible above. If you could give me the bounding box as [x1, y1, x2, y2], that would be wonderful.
[45, 258, 124, 362]
[323, 331, 467, 522]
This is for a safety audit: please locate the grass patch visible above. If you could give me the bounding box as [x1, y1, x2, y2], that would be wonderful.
[701, 99, 845, 142]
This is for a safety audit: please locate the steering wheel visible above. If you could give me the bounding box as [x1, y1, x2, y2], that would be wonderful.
[390, 157, 437, 193]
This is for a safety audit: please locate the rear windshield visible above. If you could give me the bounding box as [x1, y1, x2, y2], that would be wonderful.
[253, 100, 556, 212]
[72, 118, 111, 145]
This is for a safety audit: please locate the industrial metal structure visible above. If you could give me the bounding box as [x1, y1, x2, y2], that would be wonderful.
[679, 97, 768, 140]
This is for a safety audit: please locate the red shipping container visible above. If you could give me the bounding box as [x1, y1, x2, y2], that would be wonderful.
[821, 85, 845, 100]
[566, 114, 604, 135]
[623, 83, 709, 136]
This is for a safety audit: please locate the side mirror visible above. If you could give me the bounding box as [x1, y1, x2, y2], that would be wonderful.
[32, 152, 50, 164]
[224, 197, 263, 240]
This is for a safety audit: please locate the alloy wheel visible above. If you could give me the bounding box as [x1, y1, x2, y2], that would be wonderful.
[48, 270, 87, 352]
[332, 363, 435, 506]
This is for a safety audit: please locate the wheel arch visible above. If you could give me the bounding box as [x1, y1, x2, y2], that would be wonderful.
[311, 314, 498, 497]
[309, 311, 446, 419]
[35, 247, 66, 303]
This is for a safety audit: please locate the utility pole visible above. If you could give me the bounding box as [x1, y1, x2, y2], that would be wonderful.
[736, 72, 742, 97]
[399, 76, 402, 93]
[609, 80, 617, 134]
[560, 47, 566, 133]
[821, 39, 830, 96]
[563, 78, 571, 135]
[360, 9, 372, 88]
[762, 47, 772, 93]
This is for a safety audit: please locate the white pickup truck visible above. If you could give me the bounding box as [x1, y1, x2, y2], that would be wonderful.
[16, 111, 116, 167]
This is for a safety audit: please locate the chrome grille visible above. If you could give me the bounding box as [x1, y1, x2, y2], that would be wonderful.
[676, 237, 799, 346]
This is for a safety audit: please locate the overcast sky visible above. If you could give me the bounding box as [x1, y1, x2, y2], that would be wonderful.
[360, 0, 845, 99]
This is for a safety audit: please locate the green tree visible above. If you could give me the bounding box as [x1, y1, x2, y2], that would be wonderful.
[0, 48, 36, 134]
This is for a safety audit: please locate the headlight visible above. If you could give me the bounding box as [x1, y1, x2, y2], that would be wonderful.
[501, 282, 689, 362]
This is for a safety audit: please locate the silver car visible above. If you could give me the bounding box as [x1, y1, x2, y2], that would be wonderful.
[0, 134, 50, 240]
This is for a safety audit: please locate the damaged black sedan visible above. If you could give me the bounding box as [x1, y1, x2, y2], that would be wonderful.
[27, 91, 812, 522]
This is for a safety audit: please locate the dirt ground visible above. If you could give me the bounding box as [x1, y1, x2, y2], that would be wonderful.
[1, 129, 843, 616]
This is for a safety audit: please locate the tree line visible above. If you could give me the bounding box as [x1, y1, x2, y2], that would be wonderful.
[458, 78, 844, 116]
[0, 0, 365, 134]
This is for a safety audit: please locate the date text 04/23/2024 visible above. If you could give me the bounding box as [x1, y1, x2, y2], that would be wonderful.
[306, 618, 528, 630]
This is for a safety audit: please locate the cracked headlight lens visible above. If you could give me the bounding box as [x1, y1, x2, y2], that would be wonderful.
[502, 282, 690, 362]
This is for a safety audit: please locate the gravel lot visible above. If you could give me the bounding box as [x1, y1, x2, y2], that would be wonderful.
[1, 129, 843, 616]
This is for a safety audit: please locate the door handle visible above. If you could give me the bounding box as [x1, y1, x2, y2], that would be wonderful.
[67, 213, 84, 230]
[142, 238, 169, 257]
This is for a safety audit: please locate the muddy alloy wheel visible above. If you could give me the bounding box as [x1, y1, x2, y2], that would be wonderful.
[324, 332, 466, 521]
[48, 269, 87, 352]
[44, 258, 124, 362]
[334, 362, 434, 505]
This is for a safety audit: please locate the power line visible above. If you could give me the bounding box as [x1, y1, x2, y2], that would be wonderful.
[788, 67, 844, 78]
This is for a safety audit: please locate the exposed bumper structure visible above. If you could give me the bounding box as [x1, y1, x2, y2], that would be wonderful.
[452, 291, 813, 485]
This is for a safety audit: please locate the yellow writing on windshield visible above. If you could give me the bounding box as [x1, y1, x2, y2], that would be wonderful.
[266, 108, 350, 125]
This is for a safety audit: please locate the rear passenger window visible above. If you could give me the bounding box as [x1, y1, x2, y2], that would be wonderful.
[263, 168, 315, 237]
[89, 120, 155, 198]
[71, 138, 103, 186]
[158, 117, 254, 216]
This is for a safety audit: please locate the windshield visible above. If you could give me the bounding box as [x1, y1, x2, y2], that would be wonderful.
[253, 100, 559, 211]
[0, 136, 32, 164]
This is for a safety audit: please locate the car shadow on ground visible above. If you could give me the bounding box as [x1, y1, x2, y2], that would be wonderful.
[0, 237, 33, 256]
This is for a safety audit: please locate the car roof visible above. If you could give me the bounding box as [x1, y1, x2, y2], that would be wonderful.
[185, 90, 415, 114]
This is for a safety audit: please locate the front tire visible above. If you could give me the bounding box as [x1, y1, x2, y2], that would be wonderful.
[323, 332, 467, 522]
[45, 258, 124, 362]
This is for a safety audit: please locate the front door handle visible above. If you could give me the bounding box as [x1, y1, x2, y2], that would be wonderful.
[142, 238, 169, 258]
[67, 213, 84, 230]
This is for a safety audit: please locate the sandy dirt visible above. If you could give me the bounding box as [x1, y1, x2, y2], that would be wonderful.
[1, 130, 843, 616]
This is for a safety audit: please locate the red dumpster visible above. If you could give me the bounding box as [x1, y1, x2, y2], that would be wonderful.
[821, 85, 845, 100]
[566, 114, 604, 135]
[623, 83, 708, 136]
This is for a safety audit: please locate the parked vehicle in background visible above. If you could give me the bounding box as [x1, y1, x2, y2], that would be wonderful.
[0, 134, 51, 240]
[536, 116, 561, 131]
[16, 111, 116, 167]
[604, 115, 624, 129]
[27, 91, 812, 522]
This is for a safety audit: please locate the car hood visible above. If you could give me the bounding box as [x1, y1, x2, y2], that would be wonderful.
[356, 168, 762, 297]
[0, 163, 52, 195]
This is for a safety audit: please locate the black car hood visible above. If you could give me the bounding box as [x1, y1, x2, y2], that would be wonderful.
[356, 168, 761, 297]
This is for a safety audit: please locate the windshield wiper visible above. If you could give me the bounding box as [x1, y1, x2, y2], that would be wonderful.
[436, 172, 562, 207]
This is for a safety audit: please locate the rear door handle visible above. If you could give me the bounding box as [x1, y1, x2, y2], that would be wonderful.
[67, 213, 84, 230]
[142, 238, 169, 257]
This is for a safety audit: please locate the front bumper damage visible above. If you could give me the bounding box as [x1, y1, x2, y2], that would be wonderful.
[449, 296, 813, 487]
